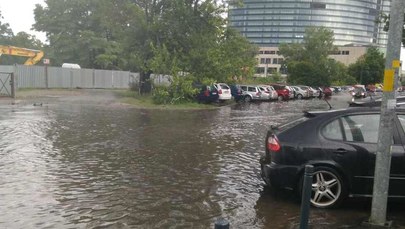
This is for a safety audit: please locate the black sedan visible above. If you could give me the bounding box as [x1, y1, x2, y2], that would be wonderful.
[260, 107, 405, 208]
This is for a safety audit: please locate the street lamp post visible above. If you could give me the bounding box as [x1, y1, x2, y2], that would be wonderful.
[369, 0, 405, 226]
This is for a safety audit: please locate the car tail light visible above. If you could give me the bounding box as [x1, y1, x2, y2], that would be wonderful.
[267, 135, 281, 152]
[218, 89, 222, 94]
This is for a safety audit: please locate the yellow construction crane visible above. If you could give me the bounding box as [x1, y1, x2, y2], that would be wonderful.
[0, 45, 44, 65]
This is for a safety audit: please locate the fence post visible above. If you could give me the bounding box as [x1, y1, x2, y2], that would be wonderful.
[299, 165, 314, 229]
[10, 73, 15, 98]
[45, 65, 49, 89]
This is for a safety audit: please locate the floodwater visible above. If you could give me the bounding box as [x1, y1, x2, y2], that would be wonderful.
[0, 91, 404, 228]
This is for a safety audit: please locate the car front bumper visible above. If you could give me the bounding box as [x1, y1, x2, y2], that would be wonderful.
[260, 161, 300, 191]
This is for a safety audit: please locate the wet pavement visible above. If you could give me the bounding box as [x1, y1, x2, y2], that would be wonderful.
[0, 90, 405, 228]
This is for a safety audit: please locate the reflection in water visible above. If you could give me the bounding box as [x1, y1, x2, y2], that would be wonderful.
[0, 95, 404, 228]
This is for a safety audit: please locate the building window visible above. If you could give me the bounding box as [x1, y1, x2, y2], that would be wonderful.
[264, 50, 271, 54]
[266, 58, 271, 64]
[342, 51, 350, 55]
[260, 58, 266, 64]
[311, 3, 326, 9]
[256, 67, 265, 74]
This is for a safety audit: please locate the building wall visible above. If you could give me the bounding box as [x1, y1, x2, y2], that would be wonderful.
[255, 46, 368, 77]
[229, 0, 390, 47]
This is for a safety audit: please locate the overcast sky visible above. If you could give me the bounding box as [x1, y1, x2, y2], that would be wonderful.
[0, 0, 46, 41]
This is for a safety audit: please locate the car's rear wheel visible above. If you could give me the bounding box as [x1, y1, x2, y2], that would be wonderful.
[244, 96, 252, 102]
[299, 166, 346, 208]
[297, 94, 303, 100]
[277, 96, 283, 101]
[309, 167, 345, 208]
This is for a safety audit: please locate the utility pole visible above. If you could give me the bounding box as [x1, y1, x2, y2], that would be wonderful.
[369, 0, 405, 226]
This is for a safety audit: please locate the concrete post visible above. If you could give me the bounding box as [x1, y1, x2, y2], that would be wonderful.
[369, 0, 405, 226]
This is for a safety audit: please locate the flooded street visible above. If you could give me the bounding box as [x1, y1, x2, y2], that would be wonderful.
[1, 91, 405, 228]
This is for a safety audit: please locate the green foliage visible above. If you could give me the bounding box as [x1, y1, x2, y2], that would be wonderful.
[271, 72, 282, 83]
[287, 61, 325, 86]
[152, 74, 198, 105]
[328, 59, 356, 86]
[32, 0, 257, 88]
[4, 1, 257, 104]
[0, 10, 13, 44]
[279, 26, 352, 86]
[378, 12, 405, 45]
[348, 47, 385, 85]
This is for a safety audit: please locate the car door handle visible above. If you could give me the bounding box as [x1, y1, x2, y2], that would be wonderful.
[333, 149, 348, 155]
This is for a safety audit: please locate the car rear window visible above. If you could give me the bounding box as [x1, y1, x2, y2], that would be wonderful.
[220, 84, 229, 89]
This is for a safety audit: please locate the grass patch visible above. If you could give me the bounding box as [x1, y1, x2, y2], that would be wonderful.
[114, 90, 226, 110]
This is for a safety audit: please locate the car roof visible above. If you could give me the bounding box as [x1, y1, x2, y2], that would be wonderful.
[303, 107, 405, 118]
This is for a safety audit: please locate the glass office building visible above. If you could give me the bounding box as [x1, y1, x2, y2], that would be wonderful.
[228, 0, 391, 47]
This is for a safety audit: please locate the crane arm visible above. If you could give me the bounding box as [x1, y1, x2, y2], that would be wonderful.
[0, 45, 44, 65]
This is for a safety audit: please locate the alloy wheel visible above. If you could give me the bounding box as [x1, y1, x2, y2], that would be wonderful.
[310, 170, 342, 208]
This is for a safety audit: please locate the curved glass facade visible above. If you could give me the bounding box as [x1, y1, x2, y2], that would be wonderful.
[229, 0, 390, 47]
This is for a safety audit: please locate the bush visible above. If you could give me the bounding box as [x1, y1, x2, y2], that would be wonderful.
[152, 75, 198, 105]
[152, 86, 171, 104]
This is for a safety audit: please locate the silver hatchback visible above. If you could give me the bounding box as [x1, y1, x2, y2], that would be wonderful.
[240, 85, 262, 102]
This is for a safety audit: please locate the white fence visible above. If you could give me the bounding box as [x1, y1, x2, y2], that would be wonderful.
[0, 65, 140, 89]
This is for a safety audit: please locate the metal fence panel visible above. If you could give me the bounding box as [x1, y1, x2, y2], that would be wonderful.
[1, 65, 137, 89]
[16, 65, 46, 88]
[48, 67, 68, 88]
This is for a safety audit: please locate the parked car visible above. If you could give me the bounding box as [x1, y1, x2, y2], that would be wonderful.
[285, 86, 295, 99]
[230, 84, 244, 102]
[271, 84, 292, 101]
[213, 83, 232, 101]
[240, 85, 262, 102]
[309, 87, 320, 98]
[258, 85, 278, 101]
[260, 107, 405, 208]
[196, 85, 219, 103]
[291, 86, 309, 99]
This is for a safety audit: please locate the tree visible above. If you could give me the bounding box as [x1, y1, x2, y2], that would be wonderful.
[33, 0, 258, 99]
[378, 12, 405, 45]
[0, 11, 45, 65]
[33, 0, 128, 69]
[279, 27, 338, 86]
[0, 10, 14, 45]
[328, 59, 356, 85]
[348, 47, 385, 85]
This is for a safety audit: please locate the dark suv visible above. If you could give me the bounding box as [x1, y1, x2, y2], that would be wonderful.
[270, 84, 291, 100]
[196, 85, 219, 103]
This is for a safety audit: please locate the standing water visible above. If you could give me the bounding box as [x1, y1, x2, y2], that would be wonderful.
[1, 91, 404, 228]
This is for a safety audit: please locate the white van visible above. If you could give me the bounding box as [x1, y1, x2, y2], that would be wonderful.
[62, 63, 81, 69]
